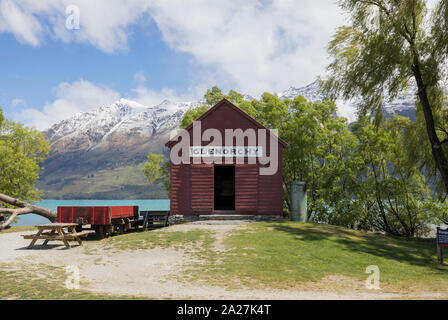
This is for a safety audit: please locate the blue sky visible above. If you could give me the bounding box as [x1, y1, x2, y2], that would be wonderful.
[0, 0, 346, 129]
[1, 20, 192, 113]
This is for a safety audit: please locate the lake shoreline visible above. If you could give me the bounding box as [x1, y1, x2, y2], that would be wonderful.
[13, 199, 170, 226]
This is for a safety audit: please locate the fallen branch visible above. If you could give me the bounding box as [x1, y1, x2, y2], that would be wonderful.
[0, 192, 57, 230]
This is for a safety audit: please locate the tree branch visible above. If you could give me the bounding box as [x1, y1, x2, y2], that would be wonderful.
[0, 192, 57, 230]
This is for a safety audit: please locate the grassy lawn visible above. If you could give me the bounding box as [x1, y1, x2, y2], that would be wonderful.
[0, 226, 36, 234]
[96, 222, 448, 293]
[192, 222, 448, 292]
[104, 228, 214, 251]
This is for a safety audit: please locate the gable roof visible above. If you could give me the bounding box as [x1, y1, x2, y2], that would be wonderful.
[165, 98, 288, 148]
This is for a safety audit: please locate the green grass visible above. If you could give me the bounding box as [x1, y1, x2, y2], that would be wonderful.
[0, 226, 36, 234]
[193, 222, 448, 291]
[98, 222, 448, 292]
[104, 229, 214, 251]
[0, 263, 148, 300]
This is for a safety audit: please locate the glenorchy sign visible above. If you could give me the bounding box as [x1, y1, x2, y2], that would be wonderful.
[189, 146, 263, 158]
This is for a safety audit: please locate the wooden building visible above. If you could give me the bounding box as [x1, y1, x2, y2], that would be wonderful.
[165, 98, 287, 218]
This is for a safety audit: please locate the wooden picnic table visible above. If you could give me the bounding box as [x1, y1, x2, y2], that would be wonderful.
[22, 223, 89, 249]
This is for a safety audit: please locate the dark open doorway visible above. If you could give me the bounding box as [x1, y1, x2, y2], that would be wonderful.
[214, 165, 235, 211]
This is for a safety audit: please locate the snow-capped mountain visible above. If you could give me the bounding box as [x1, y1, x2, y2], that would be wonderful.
[278, 81, 419, 122]
[278, 82, 326, 101]
[44, 98, 204, 154]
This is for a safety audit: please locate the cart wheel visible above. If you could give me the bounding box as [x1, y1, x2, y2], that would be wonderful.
[106, 225, 114, 237]
[97, 225, 105, 239]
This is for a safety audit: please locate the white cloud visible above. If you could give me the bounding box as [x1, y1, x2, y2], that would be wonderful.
[131, 85, 195, 109]
[0, 0, 151, 52]
[0, 0, 44, 46]
[146, 0, 346, 96]
[133, 71, 147, 84]
[16, 79, 120, 130]
[11, 98, 26, 108]
[1, 0, 347, 94]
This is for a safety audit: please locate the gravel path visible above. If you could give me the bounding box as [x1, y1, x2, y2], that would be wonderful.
[0, 224, 441, 300]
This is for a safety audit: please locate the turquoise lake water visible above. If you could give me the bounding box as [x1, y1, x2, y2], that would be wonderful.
[12, 199, 170, 226]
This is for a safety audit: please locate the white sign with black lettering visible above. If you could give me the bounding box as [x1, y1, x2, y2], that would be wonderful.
[189, 146, 263, 158]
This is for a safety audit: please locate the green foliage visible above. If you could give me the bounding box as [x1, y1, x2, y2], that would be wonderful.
[179, 105, 210, 129]
[322, 1, 436, 110]
[142, 152, 170, 193]
[205, 86, 225, 105]
[280, 96, 359, 222]
[346, 116, 440, 236]
[322, 0, 448, 196]
[0, 108, 49, 202]
[142, 153, 164, 183]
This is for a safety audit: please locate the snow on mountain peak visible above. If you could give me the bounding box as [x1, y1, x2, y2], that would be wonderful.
[44, 83, 421, 154]
[44, 97, 205, 153]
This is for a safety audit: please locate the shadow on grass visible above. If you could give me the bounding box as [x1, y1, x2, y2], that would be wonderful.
[80, 226, 162, 242]
[268, 222, 443, 270]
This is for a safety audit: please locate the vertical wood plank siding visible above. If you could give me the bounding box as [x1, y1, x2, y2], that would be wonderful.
[170, 164, 181, 214]
[235, 164, 258, 213]
[191, 164, 214, 212]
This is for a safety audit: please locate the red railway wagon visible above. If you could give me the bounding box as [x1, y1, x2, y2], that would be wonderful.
[57, 206, 139, 238]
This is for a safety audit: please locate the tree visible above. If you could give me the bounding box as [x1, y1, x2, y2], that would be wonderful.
[280, 96, 359, 221]
[0, 192, 57, 229]
[180, 105, 210, 129]
[349, 115, 441, 237]
[142, 152, 170, 193]
[322, 0, 448, 195]
[0, 108, 53, 229]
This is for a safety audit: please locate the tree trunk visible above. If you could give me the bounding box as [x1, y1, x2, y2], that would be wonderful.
[412, 57, 448, 194]
[0, 192, 57, 230]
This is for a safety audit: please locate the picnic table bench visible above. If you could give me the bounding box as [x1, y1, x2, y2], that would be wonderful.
[22, 223, 89, 249]
[140, 211, 169, 231]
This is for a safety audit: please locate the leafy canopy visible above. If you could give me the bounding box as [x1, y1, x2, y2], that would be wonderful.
[0, 108, 50, 202]
[142, 152, 170, 193]
[322, 0, 448, 196]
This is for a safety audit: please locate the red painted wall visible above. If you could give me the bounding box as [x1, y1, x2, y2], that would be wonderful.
[167, 99, 285, 215]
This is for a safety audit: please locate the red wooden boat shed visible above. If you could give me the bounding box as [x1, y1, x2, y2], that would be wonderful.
[165, 98, 287, 217]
